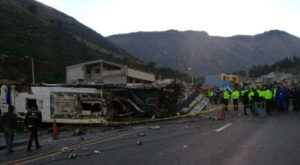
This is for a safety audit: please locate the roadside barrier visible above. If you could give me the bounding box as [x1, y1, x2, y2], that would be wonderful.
[220, 106, 226, 120]
[53, 119, 58, 140]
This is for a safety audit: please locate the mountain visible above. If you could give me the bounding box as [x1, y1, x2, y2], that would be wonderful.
[0, 0, 143, 83]
[107, 30, 300, 76]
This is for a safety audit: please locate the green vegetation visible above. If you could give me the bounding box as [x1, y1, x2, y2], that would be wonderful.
[248, 56, 300, 78]
[234, 56, 300, 78]
[0, 0, 189, 84]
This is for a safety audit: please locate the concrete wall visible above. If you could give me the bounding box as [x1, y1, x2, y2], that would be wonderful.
[66, 62, 155, 84]
[127, 68, 155, 82]
[86, 69, 127, 84]
[66, 66, 85, 84]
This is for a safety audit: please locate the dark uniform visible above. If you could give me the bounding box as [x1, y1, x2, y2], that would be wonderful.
[242, 90, 250, 115]
[24, 105, 42, 151]
[293, 86, 300, 113]
[2, 105, 17, 153]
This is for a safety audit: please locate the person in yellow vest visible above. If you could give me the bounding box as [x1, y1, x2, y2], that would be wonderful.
[248, 89, 255, 114]
[232, 89, 240, 111]
[252, 89, 260, 116]
[257, 88, 261, 108]
[260, 87, 266, 108]
[264, 87, 273, 115]
[272, 86, 278, 111]
[223, 89, 230, 111]
[208, 90, 214, 103]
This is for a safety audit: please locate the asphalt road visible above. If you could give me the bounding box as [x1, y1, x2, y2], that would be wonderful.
[25, 109, 300, 165]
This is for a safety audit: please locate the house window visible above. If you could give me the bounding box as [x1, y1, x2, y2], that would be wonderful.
[86, 68, 91, 74]
[26, 99, 36, 110]
[94, 68, 100, 73]
[81, 103, 92, 110]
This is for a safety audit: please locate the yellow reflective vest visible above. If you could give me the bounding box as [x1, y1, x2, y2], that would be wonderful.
[224, 91, 230, 100]
[232, 91, 240, 99]
[248, 91, 254, 100]
[264, 90, 273, 100]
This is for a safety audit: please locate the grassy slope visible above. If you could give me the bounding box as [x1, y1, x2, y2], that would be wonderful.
[0, 0, 142, 83]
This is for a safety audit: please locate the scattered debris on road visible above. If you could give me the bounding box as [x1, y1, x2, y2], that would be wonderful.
[118, 128, 129, 132]
[138, 133, 146, 137]
[68, 153, 77, 159]
[210, 116, 220, 121]
[94, 150, 101, 154]
[136, 140, 143, 145]
[61, 147, 72, 153]
[73, 128, 85, 136]
[149, 125, 160, 130]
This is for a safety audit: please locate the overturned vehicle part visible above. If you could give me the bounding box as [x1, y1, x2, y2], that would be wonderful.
[0, 82, 185, 123]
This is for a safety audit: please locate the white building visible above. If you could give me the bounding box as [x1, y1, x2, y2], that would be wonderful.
[66, 60, 155, 85]
[260, 72, 293, 85]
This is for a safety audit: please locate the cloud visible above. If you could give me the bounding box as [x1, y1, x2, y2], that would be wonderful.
[36, 0, 65, 9]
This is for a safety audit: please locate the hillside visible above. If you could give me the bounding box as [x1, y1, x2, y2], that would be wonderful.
[108, 30, 300, 76]
[0, 0, 154, 83]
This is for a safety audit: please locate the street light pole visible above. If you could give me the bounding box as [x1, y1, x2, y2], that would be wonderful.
[192, 74, 194, 86]
[31, 57, 35, 84]
[25, 56, 35, 84]
[188, 66, 194, 86]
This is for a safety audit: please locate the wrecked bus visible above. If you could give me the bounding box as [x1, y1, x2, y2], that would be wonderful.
[0, 83, 184, 124]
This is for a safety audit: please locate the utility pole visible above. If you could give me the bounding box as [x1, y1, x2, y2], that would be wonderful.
[188, 66, 194, 86]
[25, 56, 35, 84]
[31, 57, 35, 84]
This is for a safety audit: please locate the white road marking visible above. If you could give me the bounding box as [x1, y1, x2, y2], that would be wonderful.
[215, 123, 232, 132]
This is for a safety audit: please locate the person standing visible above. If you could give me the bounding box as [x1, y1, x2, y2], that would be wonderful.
[292, 85, 300, 113]
[252, 89, 260, 116]
[272, 86, 278, 112]
[287, 86, 292, 111]
[2, 105, 17, 153]
[242, 90, 250, 115]
[264, 87, 273, 115]
[208, 90, 214, 104]
[248, 89, 255, 114]
[24, 105, 42, 152]
[277, 86, 288, 113]
[223, 89, 230, 111]
[232, 89, 240, 111]
[213, 89, 218, 104]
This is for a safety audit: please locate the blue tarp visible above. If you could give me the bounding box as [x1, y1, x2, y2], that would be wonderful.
[6, 85, 11, 104]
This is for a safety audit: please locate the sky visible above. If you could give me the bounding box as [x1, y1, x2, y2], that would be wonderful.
[36, 0, 300, 37]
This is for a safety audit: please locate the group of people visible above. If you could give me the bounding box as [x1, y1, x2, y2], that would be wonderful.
[2, 104, 42, 153]
[208, 84, 300, 116]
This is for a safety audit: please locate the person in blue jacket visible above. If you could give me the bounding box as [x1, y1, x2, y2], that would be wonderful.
[276, 86, 288, 112]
